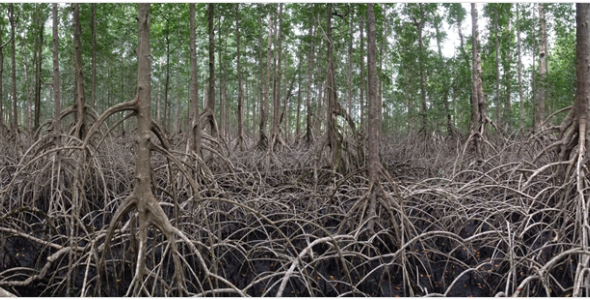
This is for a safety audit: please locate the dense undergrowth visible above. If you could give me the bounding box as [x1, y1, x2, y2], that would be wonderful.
[0, 129, 589, 297]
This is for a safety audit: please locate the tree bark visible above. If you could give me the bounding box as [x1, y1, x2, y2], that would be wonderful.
[414, 3, 428, 133]
[164, 16, 170, 133]
[517, 3, 524, 131]
[0, 12, 5, 131]
[206, 4, 217, 138]
[72, 4, 87, 139]
[367, 3, 380, 180]
[91, 3, 96, 111]
[236, 4, 245, 150]
[304, 6, 316, 145]
[471, 3, 487, 159]
[257, 7, 272, 149]
[23, 36, 31, 132]
[270, 3, 284, 151]
[531, 6, 537, 131]
[538, 3, 547, 125]
[359, 11, 366, 136]
[135, 5, 167, 293]
[348, 4, 354, 117]
[189, 4, 201, 154]
[217, 11, 225, 139]
[295, 60, 302, 139]
[34, 5, 44, 131]
[503, 9, 512, 128]
[326, 3, 339, 170]
[52, 3, 60, 138]
[9, 4, 17, 130]
[495, 6, 501, 127]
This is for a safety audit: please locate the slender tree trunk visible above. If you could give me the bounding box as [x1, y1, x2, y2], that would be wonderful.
[52, 3, 60, 138]
[517, 3, 524, 131]
[34, 5, 44, 131]
[222, 40, 230, 140]
[134, 3, 155, 291]
[367, 3, 380, 180]
[207, 4, 217, 137]
[471, 3, 487, 159]
[91, 3, 96, 111]
[217, 13, 225, 139]
[348, 4, 354, 117]
[295, 62, 302, 139]
[189, 4, 201, 154]
[326, 3, 340, 170]
[503, 10, 512, 128]
[236, 4, 244, 150]
[270, 3, 284, 150]
[538, 3, 547, 125]
[9, 4, 18, 130]
[257, 4, 264, 142]
[531, 6, 537, 131]
[270, 7, 277, 142]
[164, 18, 170, 133]
[495, 6, 501, 127]
[156, 62, 161, 123]
[366, 3, 381, 233]
[23, 40, 31, 132]
[0, 15, 5, 131]
[305, 8, 316, 145]
[359, 11, 365, 136]
[73, 3, 87, 139]
[257, 8, 272, 149]
[415, 3, 428, 133]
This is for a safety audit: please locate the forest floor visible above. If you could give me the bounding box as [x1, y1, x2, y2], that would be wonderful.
[0, 131, 585, 296]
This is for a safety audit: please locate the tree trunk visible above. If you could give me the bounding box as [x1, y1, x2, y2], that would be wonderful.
[471, 3, 487, 160]
[270, 3, 284, 151]
[348, 4, 354, 117]
[415, 3, 428, 133]
[295, 62, 302, 139]
[23, 38, 31, 132]
[531, 7, 537, 131]
[72, 3, 87, 139]
[52, 3, 60, 138]
[34, 5, 44, 131]
[517, 3, 524, 131]
[495, 6, 501, 127]
[326, 3, 339, 170]
[217, 12, 225, 139]
[359, 11, 365, 136]
[91, 3, 96, 111]
[135, 4, 163, 293]
[552, 3, 590, 182]
[156, 62, 161, 123]
[367, 3, 380, 180]
[9, 4, 17, 130]
[188, 4, 200, 154]
[503, 10, 512, 128]
[257, 7, 272, 149]
[304, 6, 316, 145]
[538, 3, 547, 125]
[164, 17, 170, 133]
[236, 4, 245, 151]
[206, 4, 217, 138]
[0, 13, 5, 131]
[270, 7, 277, 143]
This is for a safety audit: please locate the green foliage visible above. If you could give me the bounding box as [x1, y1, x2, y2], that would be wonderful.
[0, 3, 579, 137]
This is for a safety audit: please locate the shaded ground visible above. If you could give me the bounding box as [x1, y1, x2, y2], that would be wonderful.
[0, 133, 585, 296]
